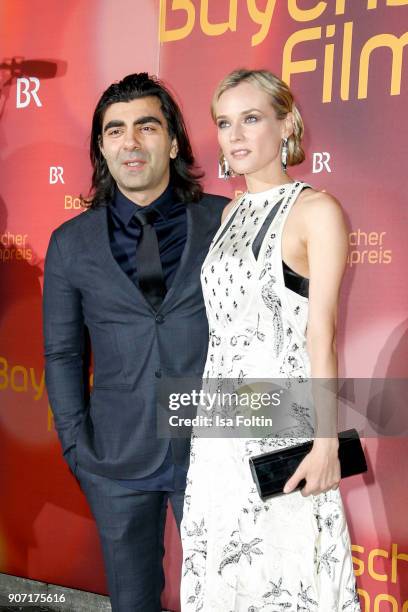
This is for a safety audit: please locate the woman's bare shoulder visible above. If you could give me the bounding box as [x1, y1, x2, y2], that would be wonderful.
[298, 187, 342, 211]
[296, 187, 345, 228]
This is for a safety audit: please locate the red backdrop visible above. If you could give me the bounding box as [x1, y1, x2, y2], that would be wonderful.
[1, 1, 407, 610]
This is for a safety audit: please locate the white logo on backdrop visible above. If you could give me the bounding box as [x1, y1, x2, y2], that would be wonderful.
[16, 77, 42, 108]
[49, 167, 65, 184]
[312, 152, 332, 173]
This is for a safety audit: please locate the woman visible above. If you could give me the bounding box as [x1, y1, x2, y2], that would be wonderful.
[180, 69, 360, 611]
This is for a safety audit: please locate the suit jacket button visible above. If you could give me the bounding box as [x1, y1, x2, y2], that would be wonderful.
[155, 369, 162, 378]
[155, 314, 164, 324]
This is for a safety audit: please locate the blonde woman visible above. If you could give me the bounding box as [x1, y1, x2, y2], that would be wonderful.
[180, 69, 360, 611]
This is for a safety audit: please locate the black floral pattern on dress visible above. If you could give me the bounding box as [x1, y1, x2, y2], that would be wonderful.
[315, 508, 341, 537]
[185, 576, 205, 612]
[263, 577, 292, 600]
[315, 543, 340, 578]
[244, 314, 265, 343]
[242, 492, 270, 524]
[342, 580, 361, 609]
[218, 530, 264, 575]
[297, 580, 318, 611]
[261, 275, 284, 356]
[183, 553, 200, 577]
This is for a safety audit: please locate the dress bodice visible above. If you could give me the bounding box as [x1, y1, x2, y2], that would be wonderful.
[201, 181, 311, 380]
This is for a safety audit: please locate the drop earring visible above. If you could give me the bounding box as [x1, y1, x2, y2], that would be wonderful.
[222, 156, 231, 180]
[281, 137, 288, 173]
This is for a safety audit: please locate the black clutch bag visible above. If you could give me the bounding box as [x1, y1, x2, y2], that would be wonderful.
[249, 428, 367, 501]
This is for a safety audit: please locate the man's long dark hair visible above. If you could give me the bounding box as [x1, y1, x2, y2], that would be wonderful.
[83, 73, 204, 208]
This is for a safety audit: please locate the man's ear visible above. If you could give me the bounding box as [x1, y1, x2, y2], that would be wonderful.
[170, 138, 178, 159]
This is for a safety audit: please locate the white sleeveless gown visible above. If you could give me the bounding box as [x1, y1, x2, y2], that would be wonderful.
[180, 182, 361, 611]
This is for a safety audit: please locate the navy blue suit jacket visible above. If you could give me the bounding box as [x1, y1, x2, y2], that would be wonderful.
[43, 193, 227, 479]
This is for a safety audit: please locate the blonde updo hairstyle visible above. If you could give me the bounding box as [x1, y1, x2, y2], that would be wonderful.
[211, 69, 305, 169]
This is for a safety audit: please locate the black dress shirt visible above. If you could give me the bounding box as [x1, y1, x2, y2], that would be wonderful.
[108, 184, 187, 491]
[109, 184, 187, 291]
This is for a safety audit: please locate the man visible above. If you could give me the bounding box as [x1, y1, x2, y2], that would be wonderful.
[43, 73, 227, 612]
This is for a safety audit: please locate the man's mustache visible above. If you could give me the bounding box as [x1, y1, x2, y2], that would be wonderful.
[121, 153, 149, 163]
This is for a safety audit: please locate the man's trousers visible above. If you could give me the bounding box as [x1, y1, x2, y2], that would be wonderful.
[76, 465, 184, 612]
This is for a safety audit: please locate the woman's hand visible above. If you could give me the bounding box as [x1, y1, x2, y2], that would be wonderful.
[283, 437, 341, 496]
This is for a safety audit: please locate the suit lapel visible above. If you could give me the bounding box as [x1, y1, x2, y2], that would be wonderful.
[162, 201, 209, 308]
[82, 201, 211, 313]
[82, 206, 156, 312]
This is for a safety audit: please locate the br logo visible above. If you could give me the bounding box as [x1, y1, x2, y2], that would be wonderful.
[49, 167, 65, 184]
[16, 77, 42, 109]
[312, 152, 332, 173]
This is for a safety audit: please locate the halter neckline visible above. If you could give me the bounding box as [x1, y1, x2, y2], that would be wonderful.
[245, 181, 296, 198]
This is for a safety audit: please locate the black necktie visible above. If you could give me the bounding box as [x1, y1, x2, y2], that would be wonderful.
[134, 208, 166, 310]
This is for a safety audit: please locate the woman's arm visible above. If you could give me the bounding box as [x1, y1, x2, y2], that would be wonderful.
[284, 190, 348, 496]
